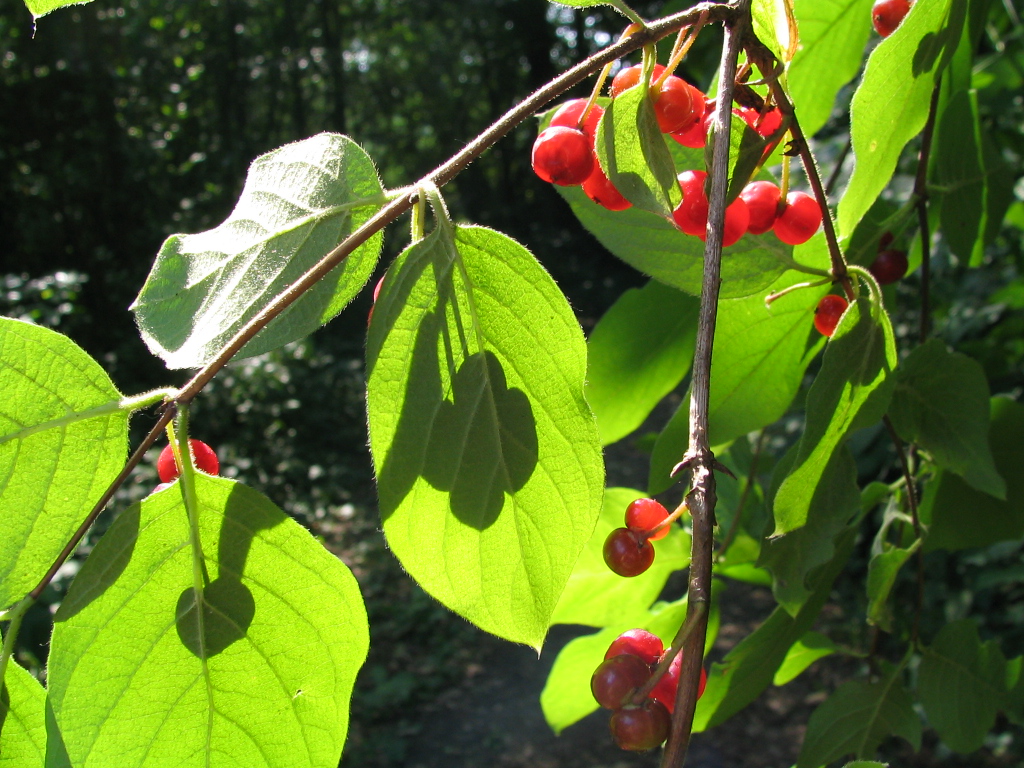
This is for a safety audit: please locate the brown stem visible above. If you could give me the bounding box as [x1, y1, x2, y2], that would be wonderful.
[882, 415, 924, 643]
[916, 81, 941, 344]
[824, 137, 852, 197]
[716, 429, 766, 557]
[661, 6, 747, 766]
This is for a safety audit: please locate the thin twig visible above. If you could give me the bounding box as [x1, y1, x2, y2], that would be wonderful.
[661, 6, 747, 766]
[716, 430, 766, 557]
[825, 137, 852, 197]
[916, 81, 941, 344]
[882, 415, 924, 643]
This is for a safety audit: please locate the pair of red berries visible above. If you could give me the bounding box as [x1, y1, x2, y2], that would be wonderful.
[673, 175, 822, 248]
[154, 438, 220, 492]
[603, 498, 672, 577]
[592, 628, 707, 750]
[872, 0, 912, 37]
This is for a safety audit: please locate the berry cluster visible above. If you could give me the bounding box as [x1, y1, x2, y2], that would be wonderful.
[872, 0, 913, 37]
[603, 498, 673, 577]
[591, 628, 707, 751]
[153, 438, 220, 492]
[532, 63, 822, 248]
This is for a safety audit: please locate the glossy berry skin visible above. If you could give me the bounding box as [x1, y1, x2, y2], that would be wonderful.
[673, 170, 709, 236]
[652, 75, 698, 134]
[605, 629, 664, 666]
[774, 191, 822, 245]
[609, 701, 671, 751]
[550, 99, 604, 139]
[603, 527, 655, 577]
[737, 106, 783, 138]
[649, 652, 708, 713]
[531, 126, 594, 186]
[872, 0, 911, 37]
[591, 653, 652, 709]
[869, 248, 908, 285]
[814, 294, 849, 337]
[625, 498, 671, 541]
[670, 89, 711, 148]
[157, 439, 219, 483]
[610, 63, 666, 98]
[740, 181, 782, 235]
[718, 196, 750, 248]
[582, 165, 632, 211]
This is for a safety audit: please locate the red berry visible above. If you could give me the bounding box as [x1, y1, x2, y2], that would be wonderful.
[673, 170, 709, 237]
[814, 294, 849, 337]
[157, 439, 220, 483]
[869, 249, 908, 285]
[605, 629, 664, 666]
[609, 701, 671, 751]
[531, 126, 594, 186]
[719, 196, 750, 248]
[740, 181, 782, 235]
[652, 75, 698, 134]
[550, 99, 604, 139]
[736, 105, 783, 138]
[603, 528, 655, 577]
[773, 191, 822, 245]
[669, 90, 711, 148]
[591, 653, 652, 709]
[610, 63, 666, 98]
[625, 498, 671, 541]
[582, 164, 632, 211]
[872, 0, 911, 37]
[649, 653, 708, 713]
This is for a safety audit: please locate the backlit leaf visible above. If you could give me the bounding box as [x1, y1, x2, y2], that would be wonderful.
[23, 0, 92, 19]
[0, 660, 46, 766]
[773, 631, 839, 687]
[866, 541, 920, 632]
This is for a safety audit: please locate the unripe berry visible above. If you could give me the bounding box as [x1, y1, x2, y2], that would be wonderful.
[814, 294, 849, 337]
[773, 191, 822, 245]
[531, 126, 594, 186]
[157, 439, 219, 483]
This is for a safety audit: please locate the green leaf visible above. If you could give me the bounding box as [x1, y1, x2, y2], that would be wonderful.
[47, 476, 369, 768]
[586, 280, 699, 446]
[797, 661, 921, 768]
[550, 487, 690, 628]
[866, 540, 920, 632]
[888, 338, 1004, 498]
[760, 446, 860, 615]
[837, 0, 966, 237]
[23, 0, 92, 19]
[366, 224, 603, 648]
[556, 185, 791, 299]
[1, 661, 46, 766]
[131, 133, 384, 369]
[773, 631, 839, 687]
[704, 114, 770, 205]
[773, 297, 897, 535]
[751, 0, 797, 67]
[648, 253, 828, 494]
[921, 398, 1024, 552]
[596, 83, 680, 218]
[693, 529, 855, 731]
[0, 318, 128, 611]
[787, 0, 875, 138]
[918, 619, 1011, 753]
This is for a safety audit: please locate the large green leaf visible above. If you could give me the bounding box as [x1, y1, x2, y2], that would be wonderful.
[131, 133, 384, 369]
[1, 660, 46, 766]
[918, 620, 1013, 753]
[0, 318, 128, 611]
[797, 661, 921, 768]
[596, 82, 680, 218]
[366, 224, 603, 648]
[787, 0, 874, 138]
[921, 398, 1024, 552]
[837, 0, 966, 237]
[586, 280, 698, 446]
[865, 540, 920, 632]
[550, 487, 690, 628]
[23, 0, 92, 18]
[693, 529, 855, 730]
[752, 0, 797, 68]
[888, 338, 1004, 498]
[47, 476, 368, 768]
[773, 297, 897, 535]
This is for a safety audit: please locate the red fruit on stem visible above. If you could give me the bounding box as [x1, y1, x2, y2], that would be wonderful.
[550, 99, 604, 139]
[157, 439, 219, 483]
[649, 653, 708, 713]
[736, 105, 783, 138]
[673, 170, 709, 236]
[814, 294, 849, 337]
[652, 75, 698, 134]
[582, 164, 632, 211]
[609, 701, 671, 751]
[740, 181, 782, 235]
[872, 0, 911, 38]
[610, 63, 666, 98]
[603, 528, 656, 577]
[669, 89, 711, 148]
[591, 653, 652, 709]
[774, 191, 822, 245]
[870, 249, 908, 285]
[719, 196, 750, 247]
[605, 629, 664, 666]
[531, 126, 594, 186]
[625, 498, 671, 541]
